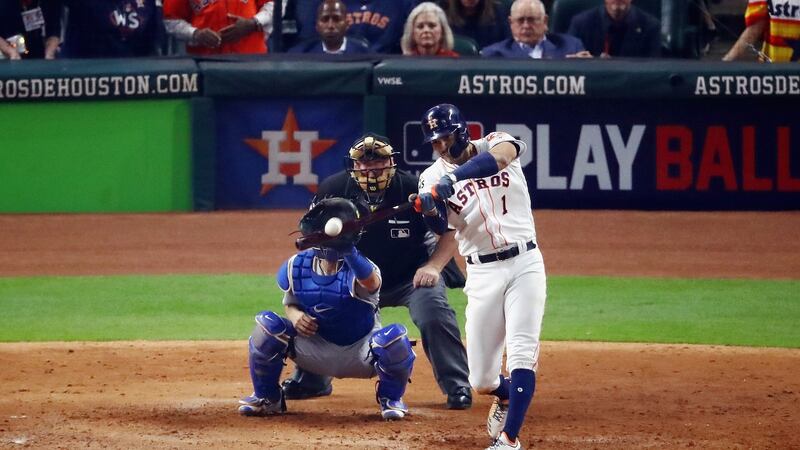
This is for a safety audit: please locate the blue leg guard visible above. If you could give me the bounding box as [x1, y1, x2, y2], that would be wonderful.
[248, 311, 296, 401]
[370, 323, 415, 401]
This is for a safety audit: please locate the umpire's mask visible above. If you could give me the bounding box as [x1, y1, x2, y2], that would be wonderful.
[345, 133, 398, 209]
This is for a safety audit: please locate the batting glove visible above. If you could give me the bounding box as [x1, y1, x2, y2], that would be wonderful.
[416, 192, 439, 216]
[435, 174, 457, 199]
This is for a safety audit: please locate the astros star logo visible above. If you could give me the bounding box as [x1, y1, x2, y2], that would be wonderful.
[244, 107, 336, 195]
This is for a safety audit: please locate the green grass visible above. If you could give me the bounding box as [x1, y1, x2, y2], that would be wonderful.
[546, 276, 800, 347]
[0, 275, 798, 347]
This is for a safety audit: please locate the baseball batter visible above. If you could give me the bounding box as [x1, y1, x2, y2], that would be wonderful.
[238, 198, 416, 420]
[416, 104, 547, 450]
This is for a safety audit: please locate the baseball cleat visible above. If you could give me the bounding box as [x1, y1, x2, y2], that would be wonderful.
[238, 393, 286, 416]
[486, 432, 522, 450]
[378, 397, 408, 420]
[281, 378, 333, 400]
[486, 397, 509, 439]
[447, 386, 473, 410]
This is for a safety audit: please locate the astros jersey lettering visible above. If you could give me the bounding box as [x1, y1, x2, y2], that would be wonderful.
[745, 0, 800, 61]
[419, 132, 536, 259]
[342, 0, 408, 53]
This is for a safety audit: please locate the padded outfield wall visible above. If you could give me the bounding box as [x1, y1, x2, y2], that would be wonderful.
[1, 56, 798, 212]
[0, 59, 197, 213]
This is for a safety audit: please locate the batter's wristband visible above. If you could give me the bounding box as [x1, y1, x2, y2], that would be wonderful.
[343, 248, 373, 280]
[423, 202, 449, 235]
[452, 151, 499, 181]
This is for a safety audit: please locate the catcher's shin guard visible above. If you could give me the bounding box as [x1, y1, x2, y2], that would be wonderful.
[248, 311, 296, 400]
[370, 323, 415, 401]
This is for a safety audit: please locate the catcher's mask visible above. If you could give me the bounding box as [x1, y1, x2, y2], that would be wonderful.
[346, 133, 398, 208]
[299, 197, 362, 261]
[420, 103, 470, 159]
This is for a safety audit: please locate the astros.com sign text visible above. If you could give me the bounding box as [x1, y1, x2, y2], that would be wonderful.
[458, 74, 586, 95]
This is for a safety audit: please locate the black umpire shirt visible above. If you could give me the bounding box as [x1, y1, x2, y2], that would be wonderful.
[316, 170, 430, 292]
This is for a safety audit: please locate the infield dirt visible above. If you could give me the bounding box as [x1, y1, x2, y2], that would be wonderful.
[1, 211, 798, 449]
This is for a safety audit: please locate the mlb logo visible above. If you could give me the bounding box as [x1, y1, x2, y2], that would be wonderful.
[402, 121, 483, 167]
[390, 228, 410, 239]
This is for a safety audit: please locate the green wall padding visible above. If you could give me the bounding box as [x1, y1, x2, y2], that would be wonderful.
[0, 100, 193, 213]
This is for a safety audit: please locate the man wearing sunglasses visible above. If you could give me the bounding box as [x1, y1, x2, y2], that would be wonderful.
[481, 0, 590, 58]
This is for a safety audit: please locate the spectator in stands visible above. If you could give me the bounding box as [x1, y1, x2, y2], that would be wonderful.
[288, 0, 332, 48]
[288, 0, 368, 54]
[566, 0, 661, 58]
[163, 0, 273, 55]
[444, 0, 512, 50]
[292, 0, 413, 54]
[46, 0, 164, 58]
[342, 0, 412, 53]
[481, 0, 589, 58]
[0, 0, 61, 59]
[722, 0, 800, 62]
[401, 2, 458, 56]
[0, 1, 25, 60]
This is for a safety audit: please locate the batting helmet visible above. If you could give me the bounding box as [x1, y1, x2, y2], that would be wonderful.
[420, 104, 471, 159]
[299, 197, 362, 260]
[346, 133, 398, 208]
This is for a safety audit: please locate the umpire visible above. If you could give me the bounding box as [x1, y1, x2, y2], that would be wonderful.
[281, 133, 473, 410]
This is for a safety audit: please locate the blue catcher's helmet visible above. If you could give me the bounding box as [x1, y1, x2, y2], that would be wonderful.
[420, 104, 471, 159]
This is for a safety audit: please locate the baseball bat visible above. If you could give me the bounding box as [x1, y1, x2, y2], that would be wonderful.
[294, 192, 434, 250]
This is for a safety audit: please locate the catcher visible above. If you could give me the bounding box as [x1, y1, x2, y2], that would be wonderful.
[237, 197, 416, 420]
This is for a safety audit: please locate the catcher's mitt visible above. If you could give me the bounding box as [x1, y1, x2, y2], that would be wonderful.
[299, 197, 362, 251]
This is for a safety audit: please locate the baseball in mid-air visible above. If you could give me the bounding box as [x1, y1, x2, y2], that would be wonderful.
[324, 217, 343, 237]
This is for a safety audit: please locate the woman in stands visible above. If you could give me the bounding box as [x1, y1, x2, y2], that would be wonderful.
[401, 2, 459, 56]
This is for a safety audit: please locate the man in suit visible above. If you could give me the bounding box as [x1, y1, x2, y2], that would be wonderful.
[288, 0, 369, 54]
[567, 0, 661, 58]
[481, 0, 590, 58]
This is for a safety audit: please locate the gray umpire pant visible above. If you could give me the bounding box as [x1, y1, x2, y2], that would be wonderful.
[379, 278, 470, 395]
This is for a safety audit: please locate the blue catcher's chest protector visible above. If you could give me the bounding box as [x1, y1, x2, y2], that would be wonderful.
[289, 251, 376, 346]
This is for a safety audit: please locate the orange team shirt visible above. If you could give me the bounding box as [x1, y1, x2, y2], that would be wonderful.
[745, 0, 800, 62]
[164, 0, 271, 55]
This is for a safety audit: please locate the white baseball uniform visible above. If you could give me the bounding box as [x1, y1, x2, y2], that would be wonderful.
[418, 131, 547, 393]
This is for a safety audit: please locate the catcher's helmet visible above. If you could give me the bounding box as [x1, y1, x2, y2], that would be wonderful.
[420, 104, 470, 159]
[299, 197, 362, 260]
[346, 133, 398, 208]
